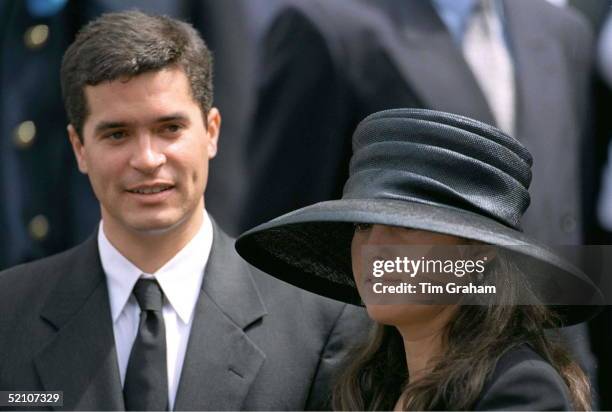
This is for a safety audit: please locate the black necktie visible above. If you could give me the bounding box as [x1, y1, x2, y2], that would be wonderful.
[123, 279, 169, 411]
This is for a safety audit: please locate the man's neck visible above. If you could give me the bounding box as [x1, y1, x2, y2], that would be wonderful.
[102, 209, 205, 274]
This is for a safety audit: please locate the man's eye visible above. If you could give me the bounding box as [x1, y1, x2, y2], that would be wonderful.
[162, 124, 182, 133]
[354, 223, 373, 232]
[106, 131, 126, 140]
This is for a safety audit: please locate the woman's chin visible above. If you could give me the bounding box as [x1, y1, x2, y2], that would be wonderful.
[365, 303, 449, 327]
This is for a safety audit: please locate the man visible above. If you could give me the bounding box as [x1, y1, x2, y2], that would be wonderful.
[0, 0, 255, 269]
[0, 11, 367, 410]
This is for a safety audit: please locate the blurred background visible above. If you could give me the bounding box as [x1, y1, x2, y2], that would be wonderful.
[1, 0, 611, 408]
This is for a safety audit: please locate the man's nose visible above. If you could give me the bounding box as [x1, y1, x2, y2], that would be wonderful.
[129, 133, 166, 172]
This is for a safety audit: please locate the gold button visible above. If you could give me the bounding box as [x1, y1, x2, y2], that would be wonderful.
[24, 24, 49, 49]
[29, 215, 50, 241]
[14, 120, 36, 148]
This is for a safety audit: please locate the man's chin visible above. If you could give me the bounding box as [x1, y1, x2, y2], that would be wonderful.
[131, 224, 179, 236]
[125, 214, 186, 235]
[103, 205, 203, 238]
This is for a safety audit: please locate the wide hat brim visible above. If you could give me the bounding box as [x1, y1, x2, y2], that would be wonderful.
[236, 198, 603, 326]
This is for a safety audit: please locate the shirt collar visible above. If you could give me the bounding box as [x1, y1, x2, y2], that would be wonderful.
[432, 0, 507, 46]
[432, 0, 478, 44]
[99, 211, 214, 325]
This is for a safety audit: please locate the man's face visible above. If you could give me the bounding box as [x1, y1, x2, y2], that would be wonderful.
[68, 66, 220, 237]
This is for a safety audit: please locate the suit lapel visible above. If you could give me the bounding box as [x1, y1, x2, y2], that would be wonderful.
[376, 0, 496, 124]
[34, 234, 124, 411]
[174, 220, 267, 411]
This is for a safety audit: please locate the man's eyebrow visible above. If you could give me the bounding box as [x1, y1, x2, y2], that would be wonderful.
[156, 113, 190, 123]
[94, 121, 129, 134]
[93, 113, 190, 134]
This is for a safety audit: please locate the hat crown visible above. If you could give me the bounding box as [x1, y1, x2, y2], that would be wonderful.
[343, 109, 533, 230]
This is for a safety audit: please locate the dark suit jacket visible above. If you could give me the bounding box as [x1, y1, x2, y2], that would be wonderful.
[240, 0, 594, 249]
[0, 220, 369, 410]
[474, 344, 573, 411]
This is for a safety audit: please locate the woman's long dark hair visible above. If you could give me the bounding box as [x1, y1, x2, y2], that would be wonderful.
[332, 250, 591, 410]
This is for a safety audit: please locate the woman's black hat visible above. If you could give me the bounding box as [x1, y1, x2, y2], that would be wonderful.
[236, 109, 602, 325]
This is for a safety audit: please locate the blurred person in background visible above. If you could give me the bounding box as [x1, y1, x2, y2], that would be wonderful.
[239, 0, 601, 405]
[240, 0, 595, 249]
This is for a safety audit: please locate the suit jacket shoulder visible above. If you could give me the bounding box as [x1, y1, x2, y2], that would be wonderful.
[208, 224, 372, 410]
[0, 234, 114, 405]
[0, 239, 86, 296]
[523, 0, 595, 65]
[527, 0, 594, 37]
[0, 239, 94, 367]
[267, 0, 407, 67]
[474, 344, 573, 411]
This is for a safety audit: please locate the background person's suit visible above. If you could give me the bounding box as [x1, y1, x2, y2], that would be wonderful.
[0, 220, 367, 410]
[239, 0, 593, 250]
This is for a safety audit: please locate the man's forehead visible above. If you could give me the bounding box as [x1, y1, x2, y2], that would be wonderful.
[84, 70, 194, 111]
[84, 68, 190, 97]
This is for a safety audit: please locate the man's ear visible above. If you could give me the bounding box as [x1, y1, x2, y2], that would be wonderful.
[206, 107, 221, 159]
[67, 124, 88, 174]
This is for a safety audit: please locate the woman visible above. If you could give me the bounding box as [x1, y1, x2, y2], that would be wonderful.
[236, 109, 601, 410]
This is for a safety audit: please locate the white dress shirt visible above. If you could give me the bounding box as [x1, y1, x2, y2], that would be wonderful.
[98, 211, 213, 411]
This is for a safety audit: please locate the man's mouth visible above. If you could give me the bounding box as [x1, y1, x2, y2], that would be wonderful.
[126, 184, 174, 194]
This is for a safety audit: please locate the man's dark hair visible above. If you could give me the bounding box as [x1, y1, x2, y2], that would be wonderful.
[61, 10, 213, 140]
